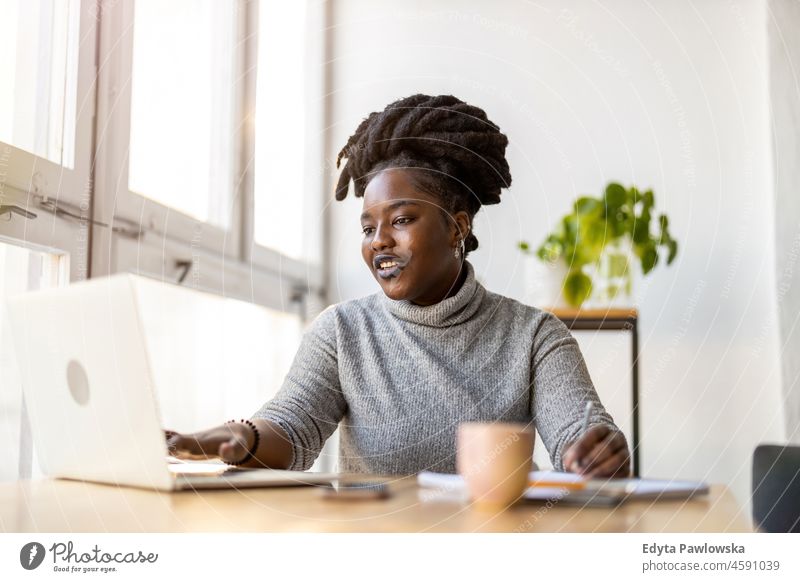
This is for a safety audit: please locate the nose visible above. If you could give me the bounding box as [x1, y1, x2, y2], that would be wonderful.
[370, 224, 394, 252]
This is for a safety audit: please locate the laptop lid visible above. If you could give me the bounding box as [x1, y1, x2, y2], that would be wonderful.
[6, 274, 175, 490]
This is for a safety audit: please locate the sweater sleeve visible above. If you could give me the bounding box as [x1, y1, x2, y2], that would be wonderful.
[529, 311, 625, 471]
[251, 306, 347, 471]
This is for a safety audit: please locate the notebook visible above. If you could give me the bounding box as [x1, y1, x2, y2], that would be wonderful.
[417, 471, 709, 506]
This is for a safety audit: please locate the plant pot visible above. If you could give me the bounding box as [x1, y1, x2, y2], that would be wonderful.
[583, 237, 636, 308]
[523, 255, 567, 308]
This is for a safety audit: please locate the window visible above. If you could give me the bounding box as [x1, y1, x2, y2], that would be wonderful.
[0, 0, 80, 167]
[98, 0, 325, 303]
[128, 0, 237, 228]
[253, 0, 310, 260]
[1, 0, 331, 484]
[0, 0, 93, 484]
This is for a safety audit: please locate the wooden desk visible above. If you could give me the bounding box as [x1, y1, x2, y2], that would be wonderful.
[0, 477, 751, 533]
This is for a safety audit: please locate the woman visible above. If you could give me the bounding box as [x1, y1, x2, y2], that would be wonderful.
[167, 94, 630, 478]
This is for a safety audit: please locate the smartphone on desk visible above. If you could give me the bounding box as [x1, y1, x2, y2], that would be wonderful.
[319, 481, 390, 501]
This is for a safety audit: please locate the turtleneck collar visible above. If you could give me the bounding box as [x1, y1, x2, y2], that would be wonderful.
[380, 260, 485, 327]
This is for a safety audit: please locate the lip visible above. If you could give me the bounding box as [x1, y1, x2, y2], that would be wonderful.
[373, 254, 405, 279]
[377, 264, 403, 280]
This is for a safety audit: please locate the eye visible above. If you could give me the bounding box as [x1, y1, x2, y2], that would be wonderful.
[394, 217, 414, 225]
[361, 226, 374, 236]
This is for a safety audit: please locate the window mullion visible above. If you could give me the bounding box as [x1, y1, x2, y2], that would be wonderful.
[239, 0, 258, 265]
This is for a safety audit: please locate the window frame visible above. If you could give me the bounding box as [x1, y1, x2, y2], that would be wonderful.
[1, 0, 332, 482]
[243, 0, 326, 291]
[0, 0, 98, 211]
[92, 0, 326, 306]
[0, 182, 92, 482]
[0, 0, 98, 483]
[92, 0, 242, 269]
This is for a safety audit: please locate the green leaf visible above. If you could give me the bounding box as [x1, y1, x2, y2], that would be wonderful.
[643, 189, 654, 208]
[563, 270, 593, 307]
[640, 204, 652, 225]
[666, 239, 678, 264]
[536, 234, 563, 263]
[575, 196, 602, 216]
[604, 183, 627, 210]
[632, 220, 649, 244]
[562, 214, 579, 239]
[610, 209, 629, 238]
[561, 215, 582, 266]
[526, 183, 678, 282]
[640, 244, 659, 274]
[582, 217, 607, 246]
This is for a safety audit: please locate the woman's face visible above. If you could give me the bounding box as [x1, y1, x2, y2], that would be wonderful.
[360, 169, 469, 305]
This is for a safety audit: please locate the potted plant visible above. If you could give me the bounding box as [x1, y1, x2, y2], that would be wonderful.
[518, 182, 678, 308]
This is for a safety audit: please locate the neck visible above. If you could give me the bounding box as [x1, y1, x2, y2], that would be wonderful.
[411, 262, 466, 306]
[445, 264, 468, 299]
[382, 259, 484, 328]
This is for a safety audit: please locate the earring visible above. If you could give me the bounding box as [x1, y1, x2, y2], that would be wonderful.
[454, 238, 465, 260]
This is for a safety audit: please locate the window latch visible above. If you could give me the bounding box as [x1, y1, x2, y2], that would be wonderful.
[33, 195, 143, 239]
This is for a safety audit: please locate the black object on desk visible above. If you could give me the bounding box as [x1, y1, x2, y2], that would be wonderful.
[752, 444, 800, 532]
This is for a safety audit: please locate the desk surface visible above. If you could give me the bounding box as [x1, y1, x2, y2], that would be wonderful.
[0, 477, 750, 533]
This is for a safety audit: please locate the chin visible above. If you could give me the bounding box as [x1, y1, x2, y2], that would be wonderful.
[377, 278, 411, 301]
[381, 286, 409, 301]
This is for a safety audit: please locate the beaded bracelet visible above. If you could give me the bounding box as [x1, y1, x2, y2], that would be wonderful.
[224, 419, 260, 466]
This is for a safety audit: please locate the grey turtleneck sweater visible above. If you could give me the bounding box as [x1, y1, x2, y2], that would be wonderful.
[252, 260, 621, 475]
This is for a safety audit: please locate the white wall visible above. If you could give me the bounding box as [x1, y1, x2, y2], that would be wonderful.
[768, 0, 800, 443]
[323, 0, 786, 513]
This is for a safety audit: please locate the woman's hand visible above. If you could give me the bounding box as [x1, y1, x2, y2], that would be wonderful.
[561, 425, 630, 478]
[164, 424, 255, 465]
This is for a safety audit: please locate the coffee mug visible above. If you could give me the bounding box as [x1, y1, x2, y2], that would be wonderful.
[456, 422, 534, 507]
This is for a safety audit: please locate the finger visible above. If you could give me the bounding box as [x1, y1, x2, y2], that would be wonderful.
[563, 425, 611, 471]
[581, 432, 627, 473]
[563, 442, 586, 473]
[580, 434, 626, 475]
[585, 449, 631, 479]
[562, 446, 582, 473]
[219, 440, 244, 463]
[165, 432, 183, 455]
[219, 433, 250, 463]
[169, 431, 221, 459]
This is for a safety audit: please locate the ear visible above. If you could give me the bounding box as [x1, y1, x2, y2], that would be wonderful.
[450, 210, 471, 244]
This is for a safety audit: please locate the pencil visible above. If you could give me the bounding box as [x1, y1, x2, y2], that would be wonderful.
[528, 479, 587, 490]
[581, 401, 593, 435]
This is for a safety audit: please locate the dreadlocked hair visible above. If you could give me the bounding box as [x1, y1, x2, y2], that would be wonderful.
[334, 94, 512, 256]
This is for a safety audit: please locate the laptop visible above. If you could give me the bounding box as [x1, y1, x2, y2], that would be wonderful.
[5, 273, 340, 492]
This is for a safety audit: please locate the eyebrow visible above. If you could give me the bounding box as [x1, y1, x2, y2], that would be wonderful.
[360, 200, 421, 222]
